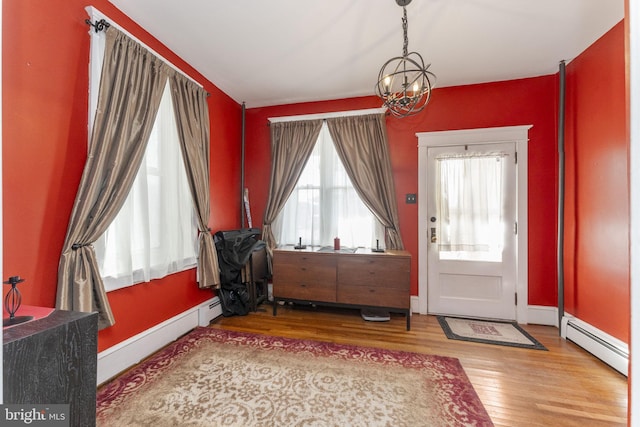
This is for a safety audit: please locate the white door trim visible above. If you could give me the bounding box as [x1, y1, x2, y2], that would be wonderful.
[417, 125, 532, 323]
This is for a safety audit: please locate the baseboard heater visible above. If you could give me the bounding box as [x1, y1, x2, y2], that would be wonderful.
[198, 296, 223, 326]
[561, 316, 628, 376]
[97, 296, 222, 385]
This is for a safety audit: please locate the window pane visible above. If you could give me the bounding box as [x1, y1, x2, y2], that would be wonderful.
[275, 123, 383, 248]
[95, 83, 197, 291]
[436, 155, 505, 262]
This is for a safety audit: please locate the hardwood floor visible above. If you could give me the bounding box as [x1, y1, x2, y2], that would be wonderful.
[209, 303, 628, 426]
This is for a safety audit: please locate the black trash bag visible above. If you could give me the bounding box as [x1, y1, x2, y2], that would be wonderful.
[218, 282, 251, 317]
[214, 229, 266, 316]
[214, 229, 265, 285]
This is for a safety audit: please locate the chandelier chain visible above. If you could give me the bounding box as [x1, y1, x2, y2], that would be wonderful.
[402, 7, 409, 57]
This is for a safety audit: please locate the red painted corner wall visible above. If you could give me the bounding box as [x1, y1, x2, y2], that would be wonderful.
[563, 20, 629, 343]
[244, 75, 559, 307]
[2, 0, 242, 351]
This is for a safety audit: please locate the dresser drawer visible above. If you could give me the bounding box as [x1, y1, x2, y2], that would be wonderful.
[337, 256, 410, 289]
[273, 251, 336, 283]
[272, 251, 337, 302]
[275, 281, 337, 302]
[338, 284, 409, 308]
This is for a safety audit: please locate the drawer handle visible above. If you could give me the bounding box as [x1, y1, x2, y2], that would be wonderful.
[368, 289, 376, 293]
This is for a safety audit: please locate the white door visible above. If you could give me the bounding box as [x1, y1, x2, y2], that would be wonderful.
[426, 142, 517, 320]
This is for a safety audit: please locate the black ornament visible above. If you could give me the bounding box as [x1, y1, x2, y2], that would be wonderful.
[3, 276, 34, 327]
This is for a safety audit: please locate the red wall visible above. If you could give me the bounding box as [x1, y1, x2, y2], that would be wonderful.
[245, 75, 559, 306]
[564, 21, 629, 342]
[2, 0, 242, 351]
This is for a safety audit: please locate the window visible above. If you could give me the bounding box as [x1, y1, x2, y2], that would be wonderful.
[87, 10, 197, 291]
[436, 153, 506, 262]
[94, 83, 197, 291]
[274, 123, 383, 248]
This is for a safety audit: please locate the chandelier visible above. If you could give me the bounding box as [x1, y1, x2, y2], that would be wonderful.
[375, 0, 436, 118]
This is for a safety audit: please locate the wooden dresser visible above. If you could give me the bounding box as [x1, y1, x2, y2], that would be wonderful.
[272, 246, 411, 329]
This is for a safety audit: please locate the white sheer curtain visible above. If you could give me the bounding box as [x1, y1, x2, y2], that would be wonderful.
[94, 82, 197, 291]
[436, 153, 505, 262]
[274, 122, 383, 248]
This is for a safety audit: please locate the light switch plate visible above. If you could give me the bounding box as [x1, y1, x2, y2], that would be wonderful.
[406, 193, 417, 204]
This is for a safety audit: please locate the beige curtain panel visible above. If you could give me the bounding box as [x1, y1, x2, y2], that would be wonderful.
[57, 28, 169, 329]
[262, 119, 323, 251]
[170, 73, 220, 289]
[326, 113, 405, 250]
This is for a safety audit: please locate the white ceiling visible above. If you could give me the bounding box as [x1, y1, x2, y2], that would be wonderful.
[108, 0, 624, 108]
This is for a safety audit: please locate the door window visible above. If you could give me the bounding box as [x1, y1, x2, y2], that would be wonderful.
[436, 153, 507, 262]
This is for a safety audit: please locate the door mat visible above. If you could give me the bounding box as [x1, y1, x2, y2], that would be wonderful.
[437, 316, 547, 350]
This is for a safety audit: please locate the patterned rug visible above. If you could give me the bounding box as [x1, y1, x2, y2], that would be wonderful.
[97, 328, 493, 426]
[437, 316, 547, 350]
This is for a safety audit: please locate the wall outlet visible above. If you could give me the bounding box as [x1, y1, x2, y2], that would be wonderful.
[406, 193, 417, 204]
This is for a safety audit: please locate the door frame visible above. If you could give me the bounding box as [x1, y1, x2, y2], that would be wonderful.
[417, 125, 532, 323]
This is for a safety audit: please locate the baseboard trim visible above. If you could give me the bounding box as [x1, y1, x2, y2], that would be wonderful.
[412, 301, 559, 326]
[410, 296, 420, 313]
[561, 315, 629, 376]
[97, 297, 221, 385]
[526, 305, 558, 326]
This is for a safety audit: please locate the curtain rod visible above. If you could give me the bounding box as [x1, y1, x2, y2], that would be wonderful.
[268, 107, 387, 124]
[85, 6, 204, 90]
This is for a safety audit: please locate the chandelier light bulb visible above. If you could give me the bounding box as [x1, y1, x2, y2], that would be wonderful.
[384, 76, 391, 93]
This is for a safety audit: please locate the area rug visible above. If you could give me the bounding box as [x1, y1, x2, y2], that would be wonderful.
[97, 327, 493, 426]
[437, 316, 547, 350]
